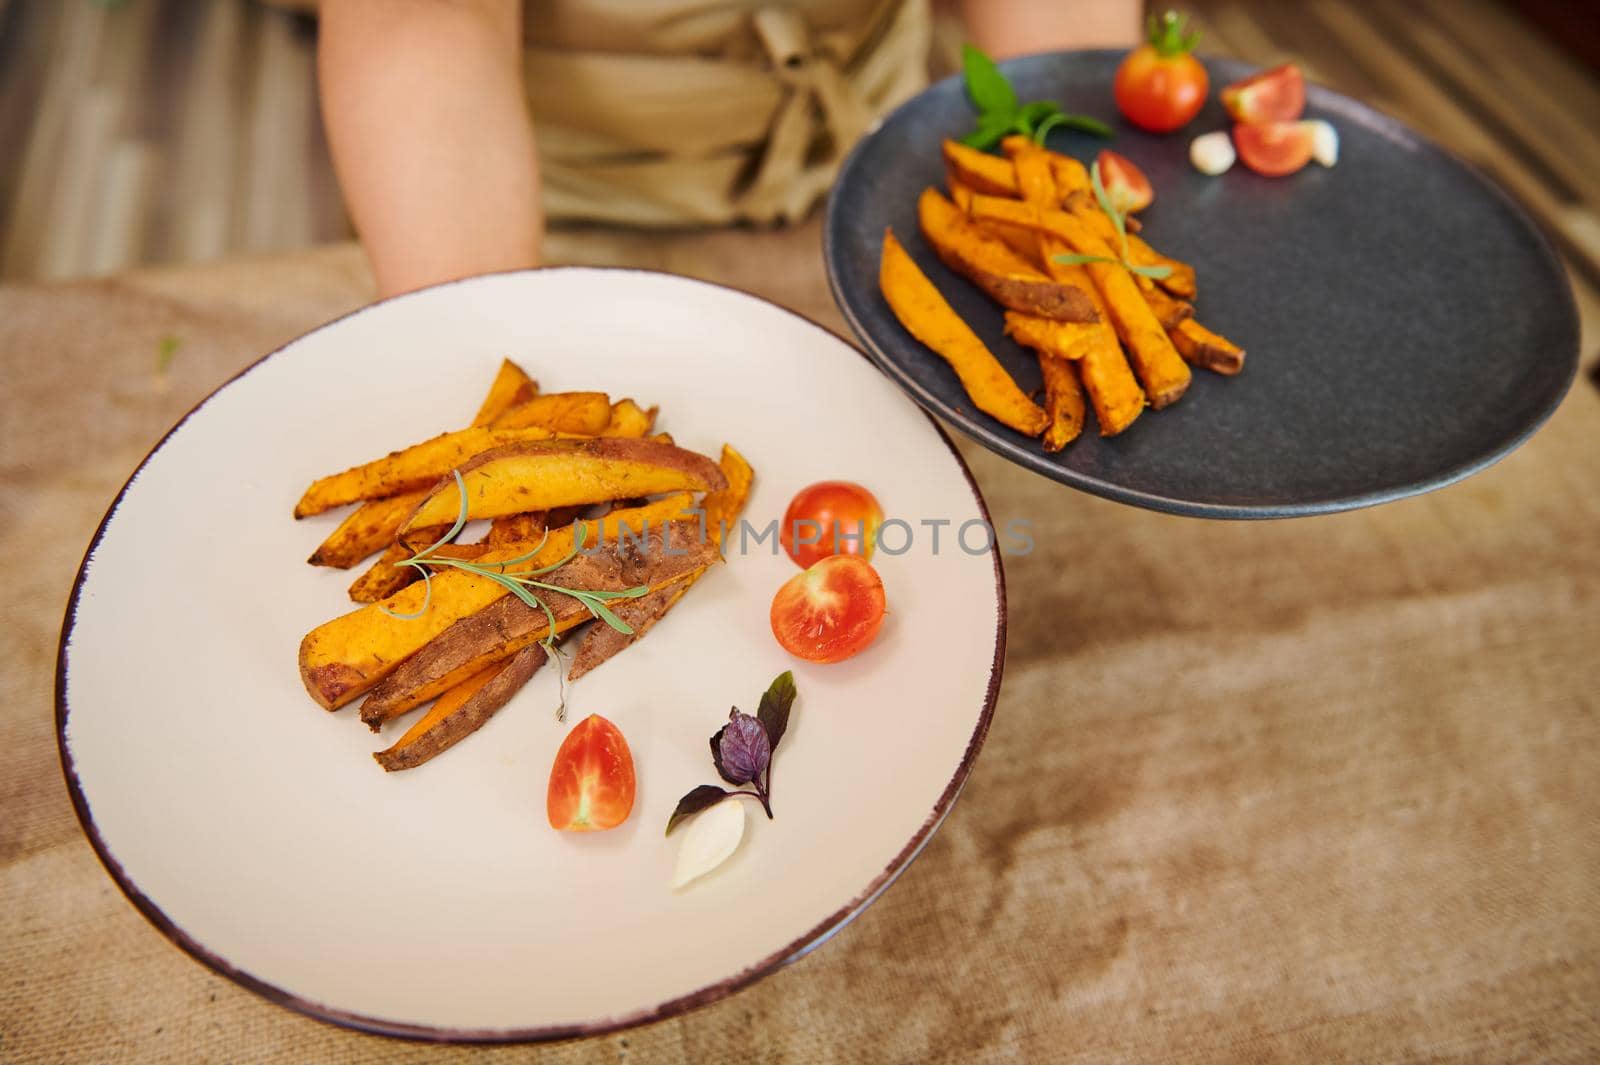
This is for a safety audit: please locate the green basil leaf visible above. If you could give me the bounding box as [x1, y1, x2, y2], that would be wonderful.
[1037, 113, 1114, 141]
[960, 111, 1016, 150]
[962, 43, 1018, 117]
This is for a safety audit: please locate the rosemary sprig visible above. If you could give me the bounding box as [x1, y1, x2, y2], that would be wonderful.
[1050, 161, 1173, 281]
[380, 471, 651, 636]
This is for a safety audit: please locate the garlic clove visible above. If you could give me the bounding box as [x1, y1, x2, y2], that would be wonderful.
[671, 798, 746, 890]
[1190, 131, 1236, 176]
[1307, 120, 1339, 167]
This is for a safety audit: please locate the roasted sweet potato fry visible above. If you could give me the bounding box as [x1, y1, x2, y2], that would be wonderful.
[969, 196, 1191, 410]
[307, 490, 428, 568]
[879, 229, 1048, 436]
[397, 438, 727, 535]
[600, 399, 657, 438]
[471, 359, 539, 426]
[489, 391, 612, 435]
[346, 534, 491, 604]
[373, 645, 546, 771]
[942, 139, 1020, 197]
[1128, 235, 1196, 299]
[358, 520, 719, 727]
[486, 511, 547, 547]
[300, 494, 697, 709]
[1169, 318, 1246, 375]
[1036, 353, 1086, 451]
[1143, 285, 1195, 330]
[918, 188, 1096, 323]
[294, 425, 560, 518]
[567, 442, 755, 681]
[1006, 310, 1144, 437]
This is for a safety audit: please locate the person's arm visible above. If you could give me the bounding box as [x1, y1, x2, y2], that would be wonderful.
[958, 0, 1143, 58]
[318, 0, 541, 299]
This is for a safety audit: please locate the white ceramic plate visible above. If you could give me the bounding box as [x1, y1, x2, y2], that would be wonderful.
[57, 269, 1004, 1041]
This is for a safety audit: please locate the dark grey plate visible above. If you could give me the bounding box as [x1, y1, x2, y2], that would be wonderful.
[823, 51, 1580, 519]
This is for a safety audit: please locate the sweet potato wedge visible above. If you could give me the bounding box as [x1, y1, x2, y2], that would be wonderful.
[299, 494, 696, 709]
[396, 438, 727, 535]
[373, 645, 546, 771]
[599, 399, 657, 438]
[471, 358, 539, 426]
[346, 534, 491, 604]
[358, 519, 719, 728]
[1037, 353, 1086, 452]
[1006, 309, 1144, 437]
[1169, 318, 1246, 375]
[489, 391, 613, 435]
[879, 229, 1048, 437]
[942, 139, 1020, 197]
[293, 425, 560, 518]
[485, 511, 548, 547]
[1143, 285, 1195, 331]
[307, 490, 428, 568]
[567, 442, 754, 681]
[918, 188, 1096, 323]
[969, 196, 1191, 410]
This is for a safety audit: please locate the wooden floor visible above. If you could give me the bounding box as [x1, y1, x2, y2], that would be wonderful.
[1, 0, 1598, 339]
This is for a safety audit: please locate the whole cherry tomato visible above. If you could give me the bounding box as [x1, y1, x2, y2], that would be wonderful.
[779, 481, 884, 569]
[547, 714, 636, 831]
[1114, 11, 1209, 134]
[770, 555, 887, 664]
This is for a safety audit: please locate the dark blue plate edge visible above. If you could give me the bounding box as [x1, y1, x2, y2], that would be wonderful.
[822, 50, 1581, 521]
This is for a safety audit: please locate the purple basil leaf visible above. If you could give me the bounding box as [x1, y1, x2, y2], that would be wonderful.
[716, 709, 770, 786]
[756, 671, 797, 752]
[709, 722, 739, 786]
[666, 784, 732, 836]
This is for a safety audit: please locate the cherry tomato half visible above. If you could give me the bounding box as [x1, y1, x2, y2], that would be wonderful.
[1096, 150, 1154, 214]
[779, 481, 884, 569]
[1221, 63, 1305, 124]
[547, 714, 636, 831]
[1232, 120, 1315, 177]
[1114, 11, 1209, 134]
[770, 555, 887, 664]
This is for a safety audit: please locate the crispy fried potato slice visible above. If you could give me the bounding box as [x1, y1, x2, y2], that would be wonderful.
[970, 196, 1191, 410]
[294, 426, 560, 518]
[879, 228, 1048, 436]
[600, 398, 658, 438]
[918, 188, 1096, 323]
[471, 358, 539, 426]
[1170, 318, 1246, 375]
[300, 495, 697, 709]
[397, 438, 727, 535]
[373, 645, 546, 771]
[358, 520, 719, 727]
[489, 391, 612, 434]
[942, 139, 1021, 197]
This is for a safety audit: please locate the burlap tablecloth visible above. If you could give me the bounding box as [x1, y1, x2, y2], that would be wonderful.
[3, 222, 1597, 1062]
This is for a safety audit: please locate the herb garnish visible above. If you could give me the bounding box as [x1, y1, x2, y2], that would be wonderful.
[381, 470, 652, 716]
[667, 671, 797, 834]
[960, 44, 1112, 149]
[1050, 160, 1174, 280]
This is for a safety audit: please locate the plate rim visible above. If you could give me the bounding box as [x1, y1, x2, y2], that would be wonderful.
[53, 266, 1008, 1044]
[823, 49, 1582, 520]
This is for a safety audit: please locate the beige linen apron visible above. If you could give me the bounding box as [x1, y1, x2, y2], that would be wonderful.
[271, 0, 930, 227]
[524, 0, 929, 226]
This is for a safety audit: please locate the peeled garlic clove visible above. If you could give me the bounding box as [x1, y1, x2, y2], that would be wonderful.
[1190, 131, 1236, 176]
[671, 799, 746, 890]
[1307, 120, 1339, 167]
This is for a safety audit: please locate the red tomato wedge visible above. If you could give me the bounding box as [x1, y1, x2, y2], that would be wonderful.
[547, 714, 636, 831]
[1221, 63, 1306, 124]
[770, 555, 887, 664]
[1096, 150, 1154, 214]
[779, 481, 884, 569]
[1233, 120, 1315, 177]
